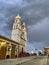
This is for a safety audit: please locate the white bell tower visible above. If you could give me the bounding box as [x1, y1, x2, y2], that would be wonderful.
[21, 22, 27, 52]
[21, 22, 27, 41]
[11, 14, 21, 43]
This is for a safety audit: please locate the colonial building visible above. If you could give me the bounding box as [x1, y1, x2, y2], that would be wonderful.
[0, 14, 27, 60]
[11, 14, 27, 53]
[44, 47, 49, 55]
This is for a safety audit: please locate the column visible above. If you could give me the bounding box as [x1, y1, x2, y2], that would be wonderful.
[17, 45, 19, 58]
[0, 42, 7, 60]
[11, 44, 16, 58]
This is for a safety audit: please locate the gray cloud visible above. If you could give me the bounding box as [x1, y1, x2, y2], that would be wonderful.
[0, 0, 49, 51]
[28, 17, 49, 41]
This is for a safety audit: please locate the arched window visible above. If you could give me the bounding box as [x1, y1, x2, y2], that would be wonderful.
[16, 25, 18, 28]
[21, 32, 24, 38]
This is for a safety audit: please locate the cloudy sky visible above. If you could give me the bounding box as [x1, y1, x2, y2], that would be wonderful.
[0, 0, 49, 52]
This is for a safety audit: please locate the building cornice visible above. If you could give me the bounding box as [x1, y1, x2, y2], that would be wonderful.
[20, 37, 26, 41]
[0, 35, 25, 46]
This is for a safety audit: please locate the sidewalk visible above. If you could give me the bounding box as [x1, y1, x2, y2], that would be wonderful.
[0, 56, 36, 65]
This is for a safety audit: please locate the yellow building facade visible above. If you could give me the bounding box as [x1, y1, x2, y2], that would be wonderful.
[44, 47, 49, 55]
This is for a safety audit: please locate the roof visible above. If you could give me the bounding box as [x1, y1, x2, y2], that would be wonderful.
[44, 47, 49, 49]
[15, 14, 21, 19]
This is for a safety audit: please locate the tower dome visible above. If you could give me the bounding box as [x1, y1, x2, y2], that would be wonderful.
[15, 14, 21, 24]
[15, 14, 21, 19]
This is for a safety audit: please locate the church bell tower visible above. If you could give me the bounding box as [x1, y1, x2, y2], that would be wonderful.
[11, 14, 27, 53]
[21, 22, 27, 52]
[11, 14, 21, 43]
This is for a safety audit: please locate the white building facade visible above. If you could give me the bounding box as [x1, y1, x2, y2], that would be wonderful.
[11, 14, 27, 53]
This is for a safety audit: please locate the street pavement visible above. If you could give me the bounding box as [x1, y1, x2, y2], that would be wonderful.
[0, 56, 47, 65]
[19, 56, 47, 65]
[47, 57, 49, 65]
[0, 56, 37, 65]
